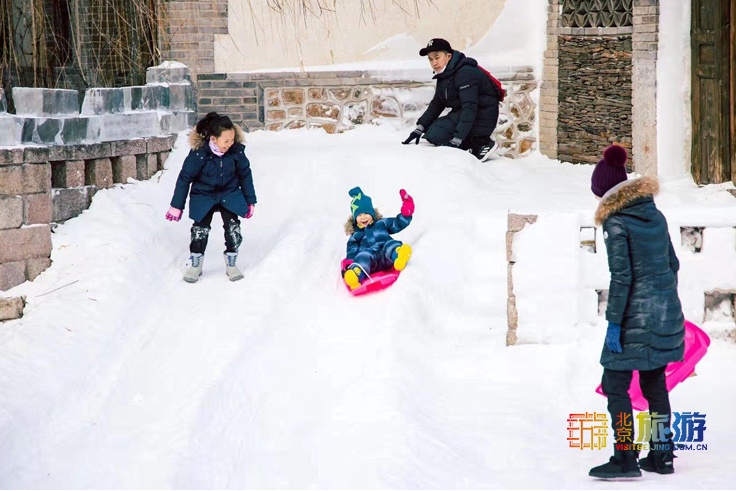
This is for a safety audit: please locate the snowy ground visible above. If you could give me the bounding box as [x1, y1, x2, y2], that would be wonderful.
[1, 125, 735, 489]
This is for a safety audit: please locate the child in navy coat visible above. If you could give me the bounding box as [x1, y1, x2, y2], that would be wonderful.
[166, 112, 257, 283]
[342, 187, 414, 290]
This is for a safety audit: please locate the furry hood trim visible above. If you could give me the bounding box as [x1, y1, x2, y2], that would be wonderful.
[344, 209, 383, 235]
[595, 176, 659, 225]
[188, 124, 247, 150]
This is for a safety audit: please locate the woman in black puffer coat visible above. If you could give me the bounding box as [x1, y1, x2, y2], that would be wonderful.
[588, 145, 684, 480]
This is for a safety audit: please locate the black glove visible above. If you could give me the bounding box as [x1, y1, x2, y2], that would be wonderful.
[402, 127, 423, 145]
[442, 137, 462, 148]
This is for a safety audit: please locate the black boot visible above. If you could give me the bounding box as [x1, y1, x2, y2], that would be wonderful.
[589, 448, 641, 479]
[639, 450, 675, 474]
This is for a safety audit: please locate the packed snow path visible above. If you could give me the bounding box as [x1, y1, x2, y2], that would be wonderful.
[1, 126, 734, 488]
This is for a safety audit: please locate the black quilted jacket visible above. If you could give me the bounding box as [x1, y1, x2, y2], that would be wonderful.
[595, 176, 684, 371]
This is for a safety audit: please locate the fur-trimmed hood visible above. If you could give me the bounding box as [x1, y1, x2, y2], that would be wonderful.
[343, 209, 383, 235]
[595, 176, 659, 225]
[188, 124, 247, 150]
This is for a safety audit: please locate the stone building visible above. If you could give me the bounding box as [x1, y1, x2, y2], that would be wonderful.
[539, 0, 735, 185]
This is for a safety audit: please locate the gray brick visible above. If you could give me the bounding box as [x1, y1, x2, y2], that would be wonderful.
[23, 192, 52, 225]
[22, 163, 52, 193]
[0, 148, 23, 166]
[146, 136, 172, 153]
[52, 160, 85, 188]
[0, 196, 23, 229]
[157, 152, 170, 171]
[109, 138, 147, 157]
[23, 146, 50, 163]
[136, 154, 158, 180]
[47, 145, 76, 162]
[111, 155, 137, 183]
[52, 186, 96, 222]
[0, 166, 23, 195]
[26, 257, 51, 281]
[85, 158, 113, 188]
[0, 226, 52, 263]
[0, 265, 26, 293]
[74, 142, 111, 160]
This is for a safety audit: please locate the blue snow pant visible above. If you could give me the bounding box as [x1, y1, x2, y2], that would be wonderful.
[423, 109, 495, 150]
[351, 240, 402, 277]
[190, 204, 242, 254]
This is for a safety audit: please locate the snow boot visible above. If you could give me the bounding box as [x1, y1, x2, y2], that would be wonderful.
[183, 253, 204, 283]
[224, 252, 244, 282]
[589, 449, 641, 479]
[639, 450, 675, 474]
[392, 243, 412, 271]
[473, 139, 498, 162]
[343, 265, 366, 290]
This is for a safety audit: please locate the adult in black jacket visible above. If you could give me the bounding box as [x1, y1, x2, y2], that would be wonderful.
[588, 145, 684, 480]
[402, 38, 500, 161]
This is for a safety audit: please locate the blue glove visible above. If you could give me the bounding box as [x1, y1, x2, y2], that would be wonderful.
[442, 137, 462, 148]
[402, 127, 423, 145]
[605, 322, 623, 353]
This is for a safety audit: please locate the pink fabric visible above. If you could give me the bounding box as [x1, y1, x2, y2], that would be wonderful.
[399, 189, 414, 217]
[166, 207, 182, 222]
[209, 139, 225, 157]
[245, 204, 255, 219]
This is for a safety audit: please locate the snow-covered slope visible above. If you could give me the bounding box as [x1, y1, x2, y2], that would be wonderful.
[0, 126, 734, 488]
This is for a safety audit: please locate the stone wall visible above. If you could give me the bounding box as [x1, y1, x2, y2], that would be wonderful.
[0, 135, 177, 292]
[0, 65, 195, 293]
[557, 35, 633, 165]
[541, 0, 660, 175]
[198, 67, 539, 159]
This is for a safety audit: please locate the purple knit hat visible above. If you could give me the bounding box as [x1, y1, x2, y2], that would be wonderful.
[591, 145, 628, 197]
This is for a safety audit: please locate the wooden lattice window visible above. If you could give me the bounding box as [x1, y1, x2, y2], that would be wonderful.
[560, 0, 633, 28]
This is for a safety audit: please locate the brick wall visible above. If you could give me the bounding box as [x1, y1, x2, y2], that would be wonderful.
[0, 137, 176, 291]
[161, 0, 229, 78]
[631, 0, 660, 177]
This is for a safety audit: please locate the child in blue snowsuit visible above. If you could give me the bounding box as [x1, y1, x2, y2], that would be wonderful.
[342, 187, 414, 290]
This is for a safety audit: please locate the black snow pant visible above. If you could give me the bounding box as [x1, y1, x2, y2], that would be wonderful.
[601, 366, 673, 452]
[423, 108, 498, 150]
[190, 204, 242, 255]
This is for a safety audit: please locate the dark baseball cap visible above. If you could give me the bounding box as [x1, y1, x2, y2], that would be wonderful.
[419, 38, 453, 56]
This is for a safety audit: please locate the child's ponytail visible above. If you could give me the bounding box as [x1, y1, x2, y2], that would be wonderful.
[196, 112, 235, 139]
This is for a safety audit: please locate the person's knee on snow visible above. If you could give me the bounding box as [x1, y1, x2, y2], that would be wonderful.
[403, 38, 501, 159]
